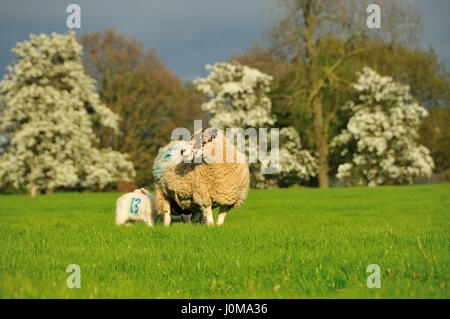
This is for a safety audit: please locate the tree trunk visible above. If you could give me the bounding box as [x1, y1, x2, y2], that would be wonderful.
[30, 186, 37, 197]
[313, 97, 329, 188]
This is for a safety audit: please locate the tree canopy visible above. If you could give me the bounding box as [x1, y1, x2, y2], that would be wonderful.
[80, 30, 203, 189]
[0, 32, 135, 195]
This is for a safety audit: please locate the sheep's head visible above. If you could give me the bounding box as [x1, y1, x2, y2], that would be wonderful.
[153, 140, 192, 181]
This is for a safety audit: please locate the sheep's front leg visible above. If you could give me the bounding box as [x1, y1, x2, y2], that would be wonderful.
[202, 205, 214, 226]
[163, 211, 171, 226]
[156, 188, 171, 227]
[158, 195, 171, 226]
[217, 206, 229, 226]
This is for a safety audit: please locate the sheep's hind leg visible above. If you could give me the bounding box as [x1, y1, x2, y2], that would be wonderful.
[217, 206, 229, 226]
[202, 206, 214, 226]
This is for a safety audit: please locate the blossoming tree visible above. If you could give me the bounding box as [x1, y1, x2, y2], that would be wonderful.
[0, 33, 135, 195]
[195, 62, 317, 188]
[331, 67, 434, 186]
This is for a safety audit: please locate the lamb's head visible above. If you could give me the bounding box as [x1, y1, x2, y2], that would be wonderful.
[153, 140, 192, 181]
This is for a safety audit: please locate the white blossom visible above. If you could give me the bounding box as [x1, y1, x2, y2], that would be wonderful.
[195, 62, 317, 187]
[195, 62, 275, 128]
[0, 32, 135, 193]
[277, 127, 317, 183]
[331, 67, 434, 186]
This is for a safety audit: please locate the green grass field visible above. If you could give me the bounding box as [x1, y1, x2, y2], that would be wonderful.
[0, 184, 448, 298]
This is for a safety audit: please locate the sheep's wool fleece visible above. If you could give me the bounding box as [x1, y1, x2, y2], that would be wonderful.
[154, 136, 250, 211]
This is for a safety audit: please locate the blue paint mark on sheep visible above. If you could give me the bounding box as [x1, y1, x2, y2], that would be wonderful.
[153, 147, 170, 180]
[153, 144, 182, 180]
[153, 163, 164, 180]
[129, 197, 141, 214]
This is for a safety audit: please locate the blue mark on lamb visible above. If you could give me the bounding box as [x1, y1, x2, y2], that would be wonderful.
[129, 197, 141, 214]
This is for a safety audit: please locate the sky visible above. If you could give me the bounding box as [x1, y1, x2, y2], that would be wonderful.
[0, 0, 448, 81]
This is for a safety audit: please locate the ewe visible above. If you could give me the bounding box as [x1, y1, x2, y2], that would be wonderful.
[115, 188, 157, 226]
[153, 128, 250, 226]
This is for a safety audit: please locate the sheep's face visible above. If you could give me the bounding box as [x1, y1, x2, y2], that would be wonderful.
[171, 141, 193, 164]
[153, 140, 192, 180]
[157, 141, 192, 164]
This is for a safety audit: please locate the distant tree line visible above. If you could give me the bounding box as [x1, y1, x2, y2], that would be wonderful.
[79, 30, 203, 190]
[231, 0, 449, 187]
[0, 0, 448, 194]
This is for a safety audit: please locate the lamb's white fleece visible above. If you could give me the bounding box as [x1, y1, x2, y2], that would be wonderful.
[115, 188, 157, 226]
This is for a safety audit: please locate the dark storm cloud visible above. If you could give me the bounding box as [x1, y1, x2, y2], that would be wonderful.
[0, 0, 279, 80]
[0, 0, 448, 81]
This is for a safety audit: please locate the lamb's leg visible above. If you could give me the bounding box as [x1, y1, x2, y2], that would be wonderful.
[202, 205, 214, 226]
[115, 212, 128, 226]
[181, 214, 192, 223]
[217, 206, 229, 226]
[191, 211, 203, 223]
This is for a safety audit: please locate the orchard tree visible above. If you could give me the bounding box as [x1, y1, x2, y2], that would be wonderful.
[331, 67, 434, 186]
[195, 62, 317, 188]
[277, 126, 317, 187]
[420, 106, 450, 180]
[0, 32, 135, 195]
[234, 44, 450, 185]
[267, 0, 423, 187]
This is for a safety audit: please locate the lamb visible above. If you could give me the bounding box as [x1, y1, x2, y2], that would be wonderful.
[153, 128, 250, 226]
[115, 188, 157, 226]
[115, 188, 192, 226]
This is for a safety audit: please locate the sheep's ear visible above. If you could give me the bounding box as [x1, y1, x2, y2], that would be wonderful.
[191, 127, 204, 150]
[191, 127, 205, 140]
[140, 188, 146, 195]
[208, 128, 219, 142]
[203, 128, 220, 146]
